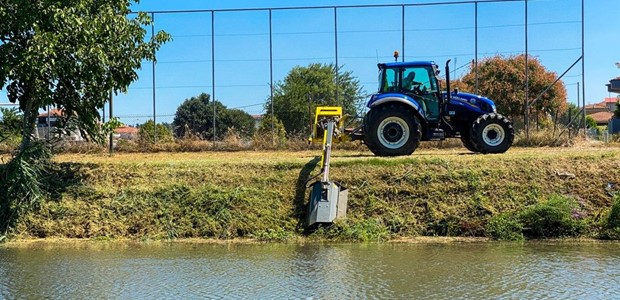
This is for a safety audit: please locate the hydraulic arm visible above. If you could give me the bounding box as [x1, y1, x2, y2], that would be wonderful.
[306, 107, 348, 228]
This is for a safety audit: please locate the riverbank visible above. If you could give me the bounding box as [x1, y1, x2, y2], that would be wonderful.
[6, 236, 620, 249]
[1, 236, 495, 247]
[3, 147, 620, 241]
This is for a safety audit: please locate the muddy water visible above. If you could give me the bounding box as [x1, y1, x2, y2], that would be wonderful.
[1, 242, 619, 299]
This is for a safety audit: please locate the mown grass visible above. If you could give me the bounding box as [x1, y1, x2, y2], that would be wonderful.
[4, 147, 620, 242]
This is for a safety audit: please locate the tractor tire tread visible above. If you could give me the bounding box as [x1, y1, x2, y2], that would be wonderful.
[470, 113, 514, 154]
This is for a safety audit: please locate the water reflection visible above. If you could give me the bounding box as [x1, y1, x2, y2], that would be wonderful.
[1, 242, 620, 298]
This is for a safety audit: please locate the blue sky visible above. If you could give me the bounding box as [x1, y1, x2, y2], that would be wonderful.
[1, 0, 618, 125]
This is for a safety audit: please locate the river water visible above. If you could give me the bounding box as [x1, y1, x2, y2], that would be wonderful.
[1, 241, 619, 299]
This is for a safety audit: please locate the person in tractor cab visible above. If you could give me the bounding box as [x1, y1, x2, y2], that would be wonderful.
[403, 72, 422, 93]
[402, 71, 428, 114]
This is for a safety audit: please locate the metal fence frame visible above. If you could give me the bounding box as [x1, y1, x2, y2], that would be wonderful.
[0, 0, 587, 148]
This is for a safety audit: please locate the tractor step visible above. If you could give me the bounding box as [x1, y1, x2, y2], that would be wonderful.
[428, 128, 445, 140]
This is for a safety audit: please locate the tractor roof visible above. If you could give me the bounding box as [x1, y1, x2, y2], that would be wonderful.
[379, 61, 436, 69]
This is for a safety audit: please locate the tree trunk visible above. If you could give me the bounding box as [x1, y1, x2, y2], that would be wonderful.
[18, 100, 37, 154]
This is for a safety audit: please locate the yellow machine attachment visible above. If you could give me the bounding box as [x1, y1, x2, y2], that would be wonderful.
[308, 106, 348, 145]
[306, 106, 348, 228]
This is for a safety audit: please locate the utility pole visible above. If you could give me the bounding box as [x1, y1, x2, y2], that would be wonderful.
[109, 90, 114, 154]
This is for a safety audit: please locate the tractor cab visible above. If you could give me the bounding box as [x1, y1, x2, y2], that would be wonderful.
[377, 62, 442, 122]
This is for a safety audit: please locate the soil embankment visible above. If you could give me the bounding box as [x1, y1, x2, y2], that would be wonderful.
[7, 147, 620, 241]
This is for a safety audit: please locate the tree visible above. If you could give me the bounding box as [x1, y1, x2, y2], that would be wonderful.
[173, 93, 214, 138]
[139, 120, 174, 144]
[224, 109, 255, 138]
[1, 1, 170, 150]
[255, 115, 287, 145]
[460, 55, 568, 127]
[266, 63, 366, 136]
[0, 108, 22, 141]
[0, 1, 170, 232]
[173, 93, 256, 140]
[585, 116, 598, 129]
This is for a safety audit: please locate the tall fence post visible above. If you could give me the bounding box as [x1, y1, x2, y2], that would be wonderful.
[46, 105, 50, 141]
[474, 1, 478, 94]
[334, 7, 339, 105]
[109, 90, 114, 154]
[211, 10, 216, 146]
[524, 0, 529, 141]
[581, 0, 586, 137]
[151, 12, 157, 143]
[269, 9, 275, 145]
[401, 5, 405, 62]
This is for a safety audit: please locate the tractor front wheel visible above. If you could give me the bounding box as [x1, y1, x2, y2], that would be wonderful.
[470, 113, 514, 154]
[460, 129, 479, 153]
[364, 104, 421, 156]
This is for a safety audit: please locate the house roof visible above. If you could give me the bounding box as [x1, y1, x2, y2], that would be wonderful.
[38, 109, 64, 118]
[585, 102, 607, 109]
[589, 111, 613, 124]
[251, 114, 263, 120]
[604, 97, 619, 104]
[114, 126, 139, 134]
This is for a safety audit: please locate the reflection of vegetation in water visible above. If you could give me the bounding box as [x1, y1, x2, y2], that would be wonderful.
[1, 148, 619, 241]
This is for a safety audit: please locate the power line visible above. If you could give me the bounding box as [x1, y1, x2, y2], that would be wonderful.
[113, 102, 265, 118]
[153, 20, 580, 40]
[130, 0, 530, 15]
[128, 84, 268, 90]
[153, 47, 581, 66]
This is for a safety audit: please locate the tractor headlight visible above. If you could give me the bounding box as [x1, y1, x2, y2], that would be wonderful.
[491, 104, 497, 113]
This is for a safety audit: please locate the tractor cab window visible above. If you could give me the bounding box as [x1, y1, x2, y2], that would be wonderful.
[402, 66, 437, 93]
[380, 68, 399, 93]
[400, 66, 440, 121]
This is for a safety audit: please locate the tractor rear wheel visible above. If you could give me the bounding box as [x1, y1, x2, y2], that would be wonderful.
[470, 113, 514, 154]
[364, 104, 421, 156]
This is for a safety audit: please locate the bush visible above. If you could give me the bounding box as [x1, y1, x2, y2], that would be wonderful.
[253, 115, 287, 149]
[0, 142, 52, 234]
[486, 213, 524, 241]
[519, 195, 586, 238]
[513, 128, 572, 147]
[485, 195, 587, 240]
[600, 194, 620, 240]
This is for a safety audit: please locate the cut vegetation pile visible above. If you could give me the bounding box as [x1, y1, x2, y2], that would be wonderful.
[5, 147, 620, 242]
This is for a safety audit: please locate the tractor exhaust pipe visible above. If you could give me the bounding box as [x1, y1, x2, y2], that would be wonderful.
[445, 59, 451, 101]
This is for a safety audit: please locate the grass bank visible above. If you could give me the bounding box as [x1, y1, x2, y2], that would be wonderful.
[4, 147, 620, 242]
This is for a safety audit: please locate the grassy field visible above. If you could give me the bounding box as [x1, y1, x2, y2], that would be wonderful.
[6, 146, 620, 241]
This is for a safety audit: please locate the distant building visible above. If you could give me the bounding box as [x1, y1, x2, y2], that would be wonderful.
[37, 109, 63, 127]
[114, 125, 139, 140]
[585, 98, 618, 126]
[588, 111, 614, 126]
[607, 78, 620, 93]
[36, 109, 83, 141]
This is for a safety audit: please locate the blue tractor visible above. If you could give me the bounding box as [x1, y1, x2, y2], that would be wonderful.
[305, 60, 514, 227]
[359, 60, 514, 156]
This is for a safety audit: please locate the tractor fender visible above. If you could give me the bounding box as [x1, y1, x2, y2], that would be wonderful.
[367, 94, 426, 121]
